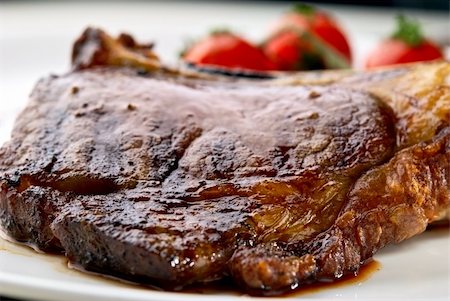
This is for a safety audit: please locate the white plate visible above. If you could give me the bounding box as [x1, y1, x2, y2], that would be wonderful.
[0, 2, 449, 301]
[1, 228, 449, 301]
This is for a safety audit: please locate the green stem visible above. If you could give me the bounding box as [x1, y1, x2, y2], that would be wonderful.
[392, 15, 424, 47]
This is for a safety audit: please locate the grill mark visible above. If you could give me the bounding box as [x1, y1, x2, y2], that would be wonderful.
[159, 126, 203, 184]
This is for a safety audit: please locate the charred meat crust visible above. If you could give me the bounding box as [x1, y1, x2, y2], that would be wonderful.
[0, 68, 398, 286]
[231, 127, 450, 292]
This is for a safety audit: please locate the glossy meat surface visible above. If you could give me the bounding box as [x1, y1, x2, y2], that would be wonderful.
[0, 28, 449, 295]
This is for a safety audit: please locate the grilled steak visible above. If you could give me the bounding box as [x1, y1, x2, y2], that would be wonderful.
[0, 28, 449, 294]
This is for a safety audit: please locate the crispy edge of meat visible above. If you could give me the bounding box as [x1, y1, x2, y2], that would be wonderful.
[229, 126, 450, 293]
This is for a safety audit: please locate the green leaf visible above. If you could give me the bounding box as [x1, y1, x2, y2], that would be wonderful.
[209, 28, 233, 36]
[292, 3, 316, 16]
[391, 15, 424, 47]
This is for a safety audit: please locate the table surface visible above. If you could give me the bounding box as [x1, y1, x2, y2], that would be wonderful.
[0, 2, 448, 301]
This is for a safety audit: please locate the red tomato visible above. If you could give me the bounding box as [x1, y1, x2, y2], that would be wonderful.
[311, 12, 352, 62]
[264, 31, 303, 70]
[366, 16, 443, 68]
[183, 32, 276, 71]
[366, 39, 443, 68]
[264, 5, 352, 70]
[263, 31, 321, 70]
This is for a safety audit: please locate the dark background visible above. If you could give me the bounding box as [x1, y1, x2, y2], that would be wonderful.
[1, 0, 449, 11]
[252, 0, 449, 11]
[134, 0, 448, 11]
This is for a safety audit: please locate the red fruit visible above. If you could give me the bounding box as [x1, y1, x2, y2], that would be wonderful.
[311, 12, 352, 62]
[264, 4, 352, 70]
[264, 31, 321, 70]
[366, 15, 443, 68]
[183, 32, 276, 71]
[366, 40, 443, 68]
[264, 32, 302, 70]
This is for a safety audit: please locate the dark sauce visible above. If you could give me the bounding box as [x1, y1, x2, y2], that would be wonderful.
[67, 258, 381, 297]
[35, 220, 448, 297]
[165, 260, 381, 297]
[285, 260, 381, 297]
[427, 219, 450, 231]
[1, 232, 383, 298]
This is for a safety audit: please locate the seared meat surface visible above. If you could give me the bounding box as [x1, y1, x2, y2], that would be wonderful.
[0, 28, 449, 294]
